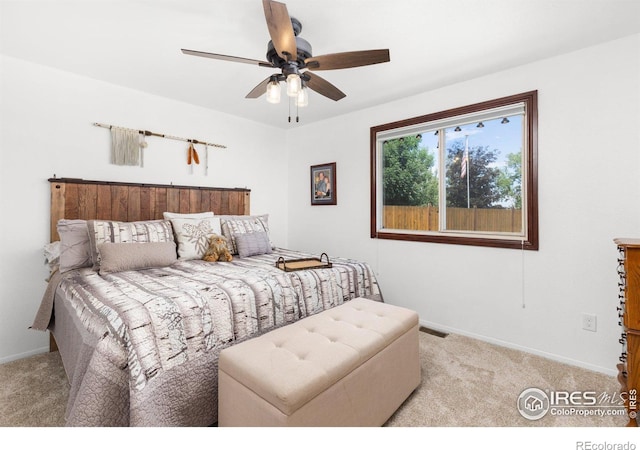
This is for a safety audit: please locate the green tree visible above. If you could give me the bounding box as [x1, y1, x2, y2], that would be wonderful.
[383, 136, 438, 206]
[445, 141, 501, 208]
[496, 151, 522, 209]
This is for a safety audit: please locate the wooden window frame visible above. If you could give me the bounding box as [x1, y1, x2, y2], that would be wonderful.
[370, 91, 538, 250]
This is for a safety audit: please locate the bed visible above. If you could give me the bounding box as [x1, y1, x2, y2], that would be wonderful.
[31, 178, 381, 426]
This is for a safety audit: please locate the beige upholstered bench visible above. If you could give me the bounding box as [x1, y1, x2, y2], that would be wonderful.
[218, 298, 420, 427]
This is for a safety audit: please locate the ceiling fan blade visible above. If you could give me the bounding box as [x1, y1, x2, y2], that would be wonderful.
[245, 76, 275, 99]
[303, 72, 346, 101]
[181, 49, 273, 68]
[305, 49, 390, 71]
[262, 0, 297, 61]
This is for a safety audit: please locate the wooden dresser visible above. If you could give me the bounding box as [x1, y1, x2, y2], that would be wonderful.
[615, 238, 640, 426]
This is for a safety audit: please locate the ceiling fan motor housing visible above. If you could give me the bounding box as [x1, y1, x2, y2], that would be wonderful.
[290, 17, 302, 36]
[266, 18, 312, 73]
[266, 38, 312, 66]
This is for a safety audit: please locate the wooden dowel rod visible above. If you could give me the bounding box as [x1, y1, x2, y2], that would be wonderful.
[92, 122, 227, 148]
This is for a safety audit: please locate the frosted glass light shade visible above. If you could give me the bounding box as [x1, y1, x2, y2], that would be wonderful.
[286, 74, 301, 97]
[266, 80, 281, 104]
[295, 87, 308, 107]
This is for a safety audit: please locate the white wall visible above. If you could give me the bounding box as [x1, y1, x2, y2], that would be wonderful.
[286, 34, 640, 375]
[0, 56, 288, 363]
[2, 34, 639, 375]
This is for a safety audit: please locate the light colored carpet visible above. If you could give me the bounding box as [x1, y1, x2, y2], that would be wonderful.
[0, 331, 629, 427]
[385, 332, 629, 427]
[0, 350, 68, 427]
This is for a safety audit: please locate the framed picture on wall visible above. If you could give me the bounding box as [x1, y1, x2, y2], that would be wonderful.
[310, 162, 337, 206]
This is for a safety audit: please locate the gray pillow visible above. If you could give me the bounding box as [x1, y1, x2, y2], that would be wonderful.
[87, 219, 174, 270]
[234, 231, 272, 258]
[219, 214, 271, 255]
[97, 242, 177, 274]
[57, 219, 92, 273]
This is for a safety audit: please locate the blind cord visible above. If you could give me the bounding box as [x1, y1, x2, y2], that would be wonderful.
[521, 239, 526, 309]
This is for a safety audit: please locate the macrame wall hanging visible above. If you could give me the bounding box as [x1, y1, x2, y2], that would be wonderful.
[94, 122, 226, 175]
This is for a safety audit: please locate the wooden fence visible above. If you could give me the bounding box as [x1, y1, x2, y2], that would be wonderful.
[383, 205, 522, 233]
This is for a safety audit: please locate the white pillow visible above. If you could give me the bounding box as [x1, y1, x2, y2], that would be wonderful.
[163, 211, 214, 219]
[44, 241, 61, 272]
[57, 219, 92, 272]
[169, 217, 222, 260]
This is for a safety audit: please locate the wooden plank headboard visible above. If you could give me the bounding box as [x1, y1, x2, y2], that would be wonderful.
[49, 178, 251, 242]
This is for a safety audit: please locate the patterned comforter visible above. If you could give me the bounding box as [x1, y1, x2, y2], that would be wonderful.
[46, 249, 381, 426]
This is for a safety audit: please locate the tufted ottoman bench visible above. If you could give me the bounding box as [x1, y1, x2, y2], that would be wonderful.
[218, 298, 420, 427]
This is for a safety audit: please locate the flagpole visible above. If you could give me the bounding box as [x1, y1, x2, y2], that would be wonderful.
[465, 135, 470, 209]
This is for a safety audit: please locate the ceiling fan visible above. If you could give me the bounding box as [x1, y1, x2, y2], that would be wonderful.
[181, 0, 390, 118]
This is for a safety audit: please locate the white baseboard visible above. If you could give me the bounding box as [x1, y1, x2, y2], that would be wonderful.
[0, 346, 49, 365]
[419, 319, 617, 377]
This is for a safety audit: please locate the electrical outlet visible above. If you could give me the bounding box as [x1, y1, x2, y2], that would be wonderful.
[582, 313, 597, 332]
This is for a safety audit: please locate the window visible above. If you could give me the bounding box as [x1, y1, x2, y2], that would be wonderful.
[370, 91, 538, 250]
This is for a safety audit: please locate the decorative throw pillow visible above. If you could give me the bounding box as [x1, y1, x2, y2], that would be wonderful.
[57, 219, 92, 273]
[44, 241, 61, 274]
[163, 211, 214, 220]
[169, 217, 222, 260]
[87, 219, 174, 270]
[234, 231, 272, 258]
[219, 214, 271, 255]
[97, 242, 177, 274]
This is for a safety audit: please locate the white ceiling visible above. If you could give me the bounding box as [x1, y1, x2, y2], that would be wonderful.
[2, 0, 640, 129]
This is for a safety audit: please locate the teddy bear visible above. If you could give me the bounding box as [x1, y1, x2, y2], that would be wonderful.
[202, 233, 233, 262]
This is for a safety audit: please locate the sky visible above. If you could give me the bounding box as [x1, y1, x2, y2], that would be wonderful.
[419, 114, 524, 171]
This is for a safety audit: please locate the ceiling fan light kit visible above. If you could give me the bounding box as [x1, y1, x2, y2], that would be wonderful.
[181, 0, 390, 122]
[286, 73, 302, 97]
[296, 87, 308, 108]
[266, 77, 281, 104]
